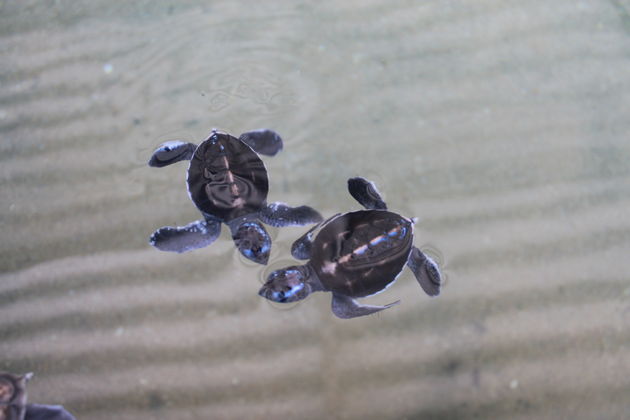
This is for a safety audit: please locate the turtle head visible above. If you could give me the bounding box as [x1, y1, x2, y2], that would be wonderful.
[0, 371, 33, 408]
[259, 266, 312, 303]
[232, 221, 271, 265]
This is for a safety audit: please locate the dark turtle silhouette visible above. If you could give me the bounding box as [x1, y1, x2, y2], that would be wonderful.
[148, 128, 323, 265]
[258, 177, 442, 318]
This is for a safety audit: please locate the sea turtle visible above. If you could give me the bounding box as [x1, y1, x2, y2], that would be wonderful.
[0, 372, 76, 420]
[0, 372, 31, 420]
[258, 177, 442, 318]
[148, 128, 323, 264]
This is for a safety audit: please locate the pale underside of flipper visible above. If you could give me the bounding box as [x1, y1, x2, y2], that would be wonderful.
[407, 246, 442, 296]
[149, 219, 221, 253]
[238, 129, 284, 156]
[259, 202, 323, 228]
[331, 293, 400, 319]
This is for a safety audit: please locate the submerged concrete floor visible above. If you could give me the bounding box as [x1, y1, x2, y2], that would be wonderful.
[1, 1, 629, 418]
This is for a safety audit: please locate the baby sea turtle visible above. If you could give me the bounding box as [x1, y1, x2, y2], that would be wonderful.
[258, 177, 442, 318]
[148, 129, 323, 264]
[0, 372, 76, 420]
[0, 372, 31, 420]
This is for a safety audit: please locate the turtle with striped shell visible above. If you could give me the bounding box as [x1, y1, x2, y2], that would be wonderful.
[258, 177, 442, 318]
[148, 129, 322, 264]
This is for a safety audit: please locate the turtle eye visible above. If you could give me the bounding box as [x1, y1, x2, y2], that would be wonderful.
[272, 290, 287, 303]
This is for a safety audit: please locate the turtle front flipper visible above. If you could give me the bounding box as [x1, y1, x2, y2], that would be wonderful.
[347, 177, 387, 210]
[149, 219, 221, 253]
[407, 246, 441, 297]
[331, 293, 400, 319]
[148, 141, 197, 167]
[25, 404, 77, 420]
[259, 202, 323, 228]
[291, 213, 341, 260]
[238, 129, 283, 156]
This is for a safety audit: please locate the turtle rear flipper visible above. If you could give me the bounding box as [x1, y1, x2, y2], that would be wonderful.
[347, 177, 387, 210]
[148, 141, 197, 167]
[149, 219, 221, 253]
[407, 246, 441, 297]
[259, 202, 323, 228]
[331, 293, 400, 319]
[238, 129, 283, 156]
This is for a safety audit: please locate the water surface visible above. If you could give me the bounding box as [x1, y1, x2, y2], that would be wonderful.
[1, 1, 629, 419]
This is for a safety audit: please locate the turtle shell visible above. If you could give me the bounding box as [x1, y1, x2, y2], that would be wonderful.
[310, 210, 413, 298]
[187, 131, 268, 222]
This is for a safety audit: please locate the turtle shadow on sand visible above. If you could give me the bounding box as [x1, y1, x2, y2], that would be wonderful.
[259, 177, 442, 319]
[148, 128, 322, 265]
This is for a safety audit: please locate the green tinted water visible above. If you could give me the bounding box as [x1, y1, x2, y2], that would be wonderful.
[1, 1, 629, 419]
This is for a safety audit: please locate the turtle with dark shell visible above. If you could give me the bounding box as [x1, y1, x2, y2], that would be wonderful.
[258, 177, 442, 318]
[148, 128, 322, 265]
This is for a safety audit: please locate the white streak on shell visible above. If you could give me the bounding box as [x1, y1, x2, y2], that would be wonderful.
[321, 261, 337, 275]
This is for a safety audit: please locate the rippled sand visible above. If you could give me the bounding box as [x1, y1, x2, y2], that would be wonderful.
[1, 1, 630, 419]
